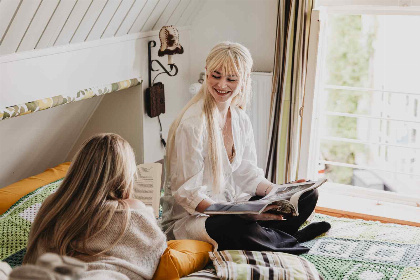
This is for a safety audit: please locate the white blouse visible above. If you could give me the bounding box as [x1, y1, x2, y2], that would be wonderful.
[160, 99, 269, 248]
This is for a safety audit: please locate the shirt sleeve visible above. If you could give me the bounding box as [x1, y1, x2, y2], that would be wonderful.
[170, 120, 215, 214]
[232, 113, 270, 196]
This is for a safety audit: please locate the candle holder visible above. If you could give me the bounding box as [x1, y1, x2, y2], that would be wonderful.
[148, 40, 179, 86]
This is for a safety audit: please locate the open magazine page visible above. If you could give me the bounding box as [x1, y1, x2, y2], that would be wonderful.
[133, 163, 162, 218]
[204, 179, 327, 216]
[261, 179, 327, 216]
[204, 200, 274, 215]
[264, 181, 320, 200]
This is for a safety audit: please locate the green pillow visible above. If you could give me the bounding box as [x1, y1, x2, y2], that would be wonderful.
[209, 250, 322, 280]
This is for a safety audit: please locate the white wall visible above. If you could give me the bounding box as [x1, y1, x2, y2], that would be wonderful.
[0, 29, 191, 188]
[0, 0, 278, 188]
[143, 30, 192, 163]
[0, 97, 102, 187]
[189, 0, 278, 83]
[66, 86, 145, 164]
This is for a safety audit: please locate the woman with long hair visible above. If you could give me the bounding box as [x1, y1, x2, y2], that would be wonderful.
[24, 133, 166, 279]
[161, 42, 330, 253]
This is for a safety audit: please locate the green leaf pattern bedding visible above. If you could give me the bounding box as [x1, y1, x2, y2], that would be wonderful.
[1, 180, 419, 279]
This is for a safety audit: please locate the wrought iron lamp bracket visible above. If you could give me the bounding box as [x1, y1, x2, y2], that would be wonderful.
[148, 40, 178, 86]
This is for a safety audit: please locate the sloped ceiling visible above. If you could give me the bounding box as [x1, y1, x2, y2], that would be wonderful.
[0, 0, 203, 56]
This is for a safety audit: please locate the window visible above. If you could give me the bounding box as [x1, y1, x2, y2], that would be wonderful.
[300, 2, 420, 202]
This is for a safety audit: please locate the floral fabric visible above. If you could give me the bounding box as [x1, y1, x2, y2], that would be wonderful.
[0, 78, 142, 121]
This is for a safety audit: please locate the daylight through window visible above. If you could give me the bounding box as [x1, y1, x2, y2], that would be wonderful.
[313, 13, 420, 197]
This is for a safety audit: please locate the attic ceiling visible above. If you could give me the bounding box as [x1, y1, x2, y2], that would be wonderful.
[0, 0, 204, 56]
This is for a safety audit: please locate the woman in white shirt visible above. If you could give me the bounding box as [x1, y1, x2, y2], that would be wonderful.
[161, 42, 330, 253]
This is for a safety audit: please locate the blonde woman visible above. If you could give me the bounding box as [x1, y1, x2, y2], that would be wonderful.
[24, 133, 167, 279]
[161, 42, 330, 253]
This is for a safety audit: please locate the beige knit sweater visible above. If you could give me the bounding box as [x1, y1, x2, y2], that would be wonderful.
[28, 205, 167, 280]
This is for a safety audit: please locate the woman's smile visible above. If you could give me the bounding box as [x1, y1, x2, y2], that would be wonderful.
[207, 68, 240, 104]
[214, 88, 232, 95]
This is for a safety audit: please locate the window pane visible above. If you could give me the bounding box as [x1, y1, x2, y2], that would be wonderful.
[315, 13, 420, 196]
[325, 89, 370, 114]
[325, 15, 376, 88]
[317, 165, 420, 197]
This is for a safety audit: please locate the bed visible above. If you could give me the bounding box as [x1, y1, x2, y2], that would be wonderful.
[1, 169, 419, 279]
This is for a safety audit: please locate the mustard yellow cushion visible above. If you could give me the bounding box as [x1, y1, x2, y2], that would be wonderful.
[0, 162, 71, 214]
[153, 240, 213, 280]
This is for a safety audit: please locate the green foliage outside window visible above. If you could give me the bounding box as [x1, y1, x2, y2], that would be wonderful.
[322, 15, 377, 184]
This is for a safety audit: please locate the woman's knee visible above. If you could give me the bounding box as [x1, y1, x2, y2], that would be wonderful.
[310, 189, 319, 201]
[299, 189, 318, 203]
[206, 215, 249, 234]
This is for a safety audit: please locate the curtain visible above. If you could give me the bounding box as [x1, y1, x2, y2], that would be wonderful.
[265, 0, 314, 184]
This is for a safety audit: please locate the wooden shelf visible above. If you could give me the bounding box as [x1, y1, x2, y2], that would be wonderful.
[316, 189, 420, 227]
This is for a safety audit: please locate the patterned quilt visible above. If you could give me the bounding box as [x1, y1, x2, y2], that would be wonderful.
[1, 180, 419, 279]
[0, 179, 62, 267]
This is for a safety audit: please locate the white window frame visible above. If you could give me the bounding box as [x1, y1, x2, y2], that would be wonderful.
[298, 0, 420, 209]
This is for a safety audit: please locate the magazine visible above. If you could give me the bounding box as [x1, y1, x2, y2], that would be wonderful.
[133, 163, 162, 218]
[204, 179, 327, 217]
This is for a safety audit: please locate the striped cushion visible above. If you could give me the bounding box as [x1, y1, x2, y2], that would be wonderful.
[209, 250, 322, 280]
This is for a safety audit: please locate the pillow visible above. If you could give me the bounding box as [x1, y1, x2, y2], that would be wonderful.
[153, 240, 213, 280]
[0, 261, 12, 280]
[209, 250, 322, 280]
[0, 162, 71, 215]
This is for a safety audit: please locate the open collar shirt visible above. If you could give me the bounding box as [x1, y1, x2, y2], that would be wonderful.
[160, 99, 269, 248]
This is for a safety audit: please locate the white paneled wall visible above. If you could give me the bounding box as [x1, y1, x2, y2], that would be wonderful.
[17, 0, 61, 52]
[0, 0, 205, 56]
[141, 0, 170, 32]
[70, 0, 109, 43]
[248, 72, 273, 170]
[153, 0, 180, 28]
[35, 0, 79, 49]
[166, 0, 190, 25]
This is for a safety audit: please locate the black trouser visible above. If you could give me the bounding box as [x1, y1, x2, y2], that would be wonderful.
[205, 189, 318, 254]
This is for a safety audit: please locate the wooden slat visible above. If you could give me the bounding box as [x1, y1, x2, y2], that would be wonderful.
[85, 0, 122, 41]
[316, 206, 420, 227]
[129, 0, 158, 33]
[54, 0, 93, 46]
[36, 0, 77, 49]
[141, 0, 170, 32]
[176, 0, 199, 26]
[70, 0, 108, 43]
[101, 0, 135, 38]
[0, 0, 194, 55]
[0, 0, 41, 55]
[17, 0, 61, 52]
[115, 0, 147, 36]
[166, 0, 190, 26]
[186, 0, 204, 26]
[153, 0, 180, 29]
[0, 0, 22, 45]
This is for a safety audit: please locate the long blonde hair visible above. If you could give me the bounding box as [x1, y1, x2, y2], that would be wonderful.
[167, 42, 253, 194]
[24, 133, 137, 263]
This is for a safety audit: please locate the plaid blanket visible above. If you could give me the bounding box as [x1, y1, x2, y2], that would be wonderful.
[209, 250, 322, 280]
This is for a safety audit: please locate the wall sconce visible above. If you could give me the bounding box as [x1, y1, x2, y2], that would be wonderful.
[189, 72, 205, 96]
[148, 25, 184, 86]
[146, 26, 183, 148]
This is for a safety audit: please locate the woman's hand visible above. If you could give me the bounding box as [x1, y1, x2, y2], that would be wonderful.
[196, 199, 214, 213]
[238, 204, 284, 221]
[256, 179, 307, 197]
[290, 179, 307, 184]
